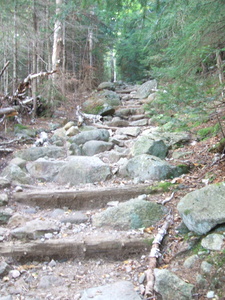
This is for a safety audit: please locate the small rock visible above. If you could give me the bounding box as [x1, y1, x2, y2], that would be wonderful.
[14, 186, 23, 192]
[139, 273, 146, 284]
[38, 275, 64, 289]
[154, 268, 194, 300]
[183, 254, 199, 269]
[66, 126, 80, 136]
[0, 194, 8, 206]
[206, 291, 215, 298]
[0, 262, 11, 277]
[44, 233, 53, 239]
[60, 211, 88, 224]
[0, 209, 13, 225]
[201, 261, 212, 273]
[48, 259, 57, 268]
[63, 121, 75, 130]
[196, 274, 208, 289]
[0, 177, 11, 189]
[201, 233, 224, 251]
[9, 269, 20, 279]
[116, 127, 141, 137]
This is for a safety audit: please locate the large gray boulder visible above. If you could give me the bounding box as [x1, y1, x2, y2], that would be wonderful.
[131, 136, 168, 159]
[125, 154, 181, 182]
[26, 159, 65, 181]
[2, 164, 33, 185]
[141, 127, 191, 148]
[81, 281, 141, 300]
[154, 269, 194, 300]
[177, 183, 225, 235]
[116, 127, 141, 137]
[15, 146, 67, 161]
[55, 156, 111, 185]
[26, 156, 111, 186]
[133, 80, 157, 99]
[70, 129, 110, 146]
[92, 198, 167, 230]
[83, 90, 121, 113]
[11, 219, 60, 240]
[82, 140, 113, 156]
[97, 82, 115, 91]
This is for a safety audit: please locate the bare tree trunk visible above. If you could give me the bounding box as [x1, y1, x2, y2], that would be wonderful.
[52, 0, 63, 84]
[32, 0, 38, 118]
[110, 50, 115, 82]
[62, 19, 66, 95]
[46, 2, 52, 70]
[13, 0, 18, 94]
[88, 27, 94, 88]
[216, 50, 224, 84]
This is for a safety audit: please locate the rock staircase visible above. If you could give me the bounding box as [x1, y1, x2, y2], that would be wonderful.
[0, 84, 164, 300]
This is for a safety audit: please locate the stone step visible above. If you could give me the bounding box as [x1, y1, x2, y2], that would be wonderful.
[0, 232, 152, 261]
[12, 184, 152, 210]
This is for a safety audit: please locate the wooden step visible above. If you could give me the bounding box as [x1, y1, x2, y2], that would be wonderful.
[12, 184, 152, 209]
[0, 233, 152, 261]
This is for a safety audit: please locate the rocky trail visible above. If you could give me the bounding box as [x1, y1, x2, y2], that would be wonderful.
[1, 80, 225, 299]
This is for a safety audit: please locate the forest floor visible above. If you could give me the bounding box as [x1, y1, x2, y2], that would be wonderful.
[1, 90, 225, 299]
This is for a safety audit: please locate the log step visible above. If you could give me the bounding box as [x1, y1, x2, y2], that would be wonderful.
[0, 233, 152, 261]
[12, 184, 152, 210]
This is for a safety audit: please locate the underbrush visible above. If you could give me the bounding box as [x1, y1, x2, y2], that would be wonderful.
[144, 76, 225, 136]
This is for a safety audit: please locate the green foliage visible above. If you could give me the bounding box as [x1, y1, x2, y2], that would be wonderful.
[14, 124, 28, 130]
[84, 104, 104, 114]
[197, 123, 220, 140]
[150, 181, 173, 193]
[146, 0, 225, 81]
[115, 13, 149, 82]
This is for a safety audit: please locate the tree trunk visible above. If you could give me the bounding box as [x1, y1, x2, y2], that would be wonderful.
[88, 27, 94, 88]
[13, 0, 18, 94]
[32, 0, 38, 119]
[52, 0, 63, 85]
[216, 50, 224, 84]
[62, 19, 66, 95]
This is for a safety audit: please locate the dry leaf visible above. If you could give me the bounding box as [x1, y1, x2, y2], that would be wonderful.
[144, 227, 154, 234]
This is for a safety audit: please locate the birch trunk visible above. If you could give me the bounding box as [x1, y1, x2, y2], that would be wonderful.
[52, 0, 63, 85]
[32, 0, 38, 118]
[13, 0, 18, 93]
[216, 50, 224, 84]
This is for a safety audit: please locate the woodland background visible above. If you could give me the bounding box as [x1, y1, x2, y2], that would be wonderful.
[1, 0, 225, 119]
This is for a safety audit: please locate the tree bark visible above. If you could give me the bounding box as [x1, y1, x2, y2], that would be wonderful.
[216, 50, 224, 84]
[144, 214, 173, 297]
[32, 0, 38, 118]
[52, 0, 63, 84]
[0, 61, 10, 79]
[13, 0, 18, 93]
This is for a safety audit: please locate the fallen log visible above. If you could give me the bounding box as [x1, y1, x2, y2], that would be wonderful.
[0, 97, 34, 117]
[144, 213, 173, 297]
[0, 107, 18, 116]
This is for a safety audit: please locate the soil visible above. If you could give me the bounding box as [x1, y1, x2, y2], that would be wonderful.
[1, 89, 225, 300]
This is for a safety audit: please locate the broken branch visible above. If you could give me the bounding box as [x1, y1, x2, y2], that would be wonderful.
[0, 61, 10, 79]
[76, 105, 102, 126]
[144, 213, 173, 297]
